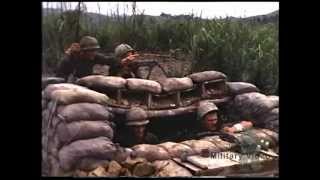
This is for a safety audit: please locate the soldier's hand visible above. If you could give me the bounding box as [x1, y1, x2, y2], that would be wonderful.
[120, 54, 139, 66]
[240, 121, 253, 129]
[222, 127, 236, 134]
[65, 43, 80, 55]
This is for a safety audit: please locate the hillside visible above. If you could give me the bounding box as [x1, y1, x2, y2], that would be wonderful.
[42, 8, 278, 25]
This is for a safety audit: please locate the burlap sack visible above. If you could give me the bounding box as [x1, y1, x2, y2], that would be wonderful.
[51, 89, 109, 105]
[153, 160, 192, 177]
[58, 137, 116, 171]
[188, 71, 226, 83]
[132, 144, 170, 161]
[57, 103, 112, 122]
[56, 120, 114, 146]
[77, 75, 127, 89]
[157, 142, 195, 158]
[126, 78, 162, 94]
[160, 77, 193, 92]
[227, 82, 259, 95]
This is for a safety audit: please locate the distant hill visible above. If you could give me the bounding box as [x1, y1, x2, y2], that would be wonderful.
[42, 8, 278, 25]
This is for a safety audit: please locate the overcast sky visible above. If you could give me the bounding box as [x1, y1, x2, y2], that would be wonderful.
[43, 2, 279, 18]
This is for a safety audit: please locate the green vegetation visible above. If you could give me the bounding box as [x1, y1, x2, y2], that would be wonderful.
[42, 3, 278, 95]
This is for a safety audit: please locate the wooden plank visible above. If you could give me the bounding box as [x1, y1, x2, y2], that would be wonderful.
[172, 158, 202, 174]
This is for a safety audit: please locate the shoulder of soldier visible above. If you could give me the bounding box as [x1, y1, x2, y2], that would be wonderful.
[94, 53, 118, 65]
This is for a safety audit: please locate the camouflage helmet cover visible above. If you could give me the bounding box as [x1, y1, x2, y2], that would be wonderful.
[79, 36, 100, 51]
[114, 43, 135, 58]
[197, 100, 218, 120]
[126, 107, 149, 126]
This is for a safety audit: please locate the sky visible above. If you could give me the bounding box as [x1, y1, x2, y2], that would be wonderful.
[43, 2, 279, 19]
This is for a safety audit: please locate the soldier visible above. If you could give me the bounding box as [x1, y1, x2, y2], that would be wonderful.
[57, 36, 138, 81]
[197, 100, 254, 134]
[114, 43, 140, 78]
[115, 107, 159, 147]
[196, 100, 222, 133]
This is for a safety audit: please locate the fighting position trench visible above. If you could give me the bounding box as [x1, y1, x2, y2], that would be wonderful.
[42, 54, 278, 177]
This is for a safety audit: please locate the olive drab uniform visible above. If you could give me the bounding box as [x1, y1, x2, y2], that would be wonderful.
[114, 43, 136, 78]
[114, 107, 159, 147]
[56, 36, 121, 80]
[57, 53, 121, 80]
[115, 131, 159, 148]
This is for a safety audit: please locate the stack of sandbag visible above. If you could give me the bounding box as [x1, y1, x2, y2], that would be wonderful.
[226, 82, 259, 95]
[70, 128, 278, 177]
[188, 71, 227, 83]
[42, 83, 126, 176]
[130, 137, 235, 162]
[230, 92, 279, 132]
[42, 77, 65, 89]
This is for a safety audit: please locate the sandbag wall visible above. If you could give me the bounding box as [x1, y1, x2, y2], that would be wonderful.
[225, 82, 279, 132]
[75, 70, 228, 109]
[70, 128, 278, 177]
[42, 83, 124, 176]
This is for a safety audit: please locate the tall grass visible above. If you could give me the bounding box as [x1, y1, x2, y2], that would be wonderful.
[42, 3, 278, 95]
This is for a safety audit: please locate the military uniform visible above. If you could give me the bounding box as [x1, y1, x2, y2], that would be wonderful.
[57, 53, 121, 80]
[56, 36, 122, 80]
[115, 131, 159, 147]
[115, 107, 159, 147]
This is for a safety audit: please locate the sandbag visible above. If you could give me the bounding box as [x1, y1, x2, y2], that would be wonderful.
[132, 144, 170, 162]
[157, 142, 195, 158]
[160, 77, 193, 92]
[188, 71, 226, 83]
[126, 78, 162, 94]
[233, 92, 279, 120]
[57, 103, 112, 122]
[268, 95, 279, 108]
[227, 82, 259, 95]
[56, 120, 114, 146]
[51, 89, 109, 105]
[42, 109, 49, 130]
[180, 140, 220, 154]
[153, 160, 192, 177]
[42, 99, 47, 110]
[76, 75, 127, 89]
[48, 154, 64, 176]
[42, 77, 65, 89]
[77, 157, 110, 171]
[48, 135, 60, 157]
[44, 83, 88, 99]
[200, 136, 235, 151]
[58, 137, 116, 171]
[256, 108, 279, 127]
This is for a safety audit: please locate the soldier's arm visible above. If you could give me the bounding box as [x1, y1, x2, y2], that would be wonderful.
[56, 55, 74, 81]
[95, 53, 120, 66]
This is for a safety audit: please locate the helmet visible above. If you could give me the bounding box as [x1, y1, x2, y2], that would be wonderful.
[125, 107, 149, 126]
[79, 36, 100, 51]
[197, 100, 218, 120]
[114, 44, 135, 58]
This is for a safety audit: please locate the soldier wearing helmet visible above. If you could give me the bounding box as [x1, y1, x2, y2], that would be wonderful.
[57, 36, 131, 81]
[197, 100, 253, 134]
[114, 107, 159, 147]
[197, 100, 222, 132]
[114, 43, 140, 78]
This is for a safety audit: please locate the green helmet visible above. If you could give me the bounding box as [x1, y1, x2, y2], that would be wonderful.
[79, 36, 100, 51]
[114, 44, 135, 58]
[126, 107, 149, 126]
[197, 100, 218, 121]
